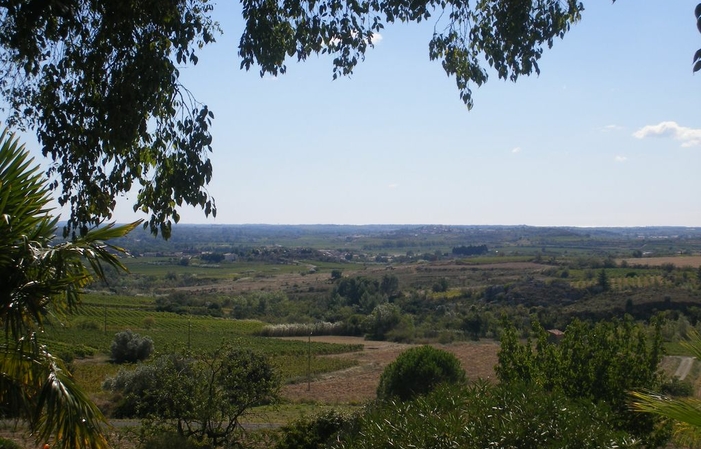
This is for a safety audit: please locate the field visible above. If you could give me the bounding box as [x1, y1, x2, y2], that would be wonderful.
[619, 256, 701, 268]
[10, 223, 701, 449]
[280, 336, 500, 404]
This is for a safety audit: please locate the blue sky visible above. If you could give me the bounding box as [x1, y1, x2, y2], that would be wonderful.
[37, 1, 701, 226]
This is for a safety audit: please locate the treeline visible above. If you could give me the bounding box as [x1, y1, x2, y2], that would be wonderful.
[451, 244, 488, 256]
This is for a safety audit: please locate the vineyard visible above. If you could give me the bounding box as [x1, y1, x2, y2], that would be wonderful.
[43, 295, 364, 388]
[571, 275, 674, 290]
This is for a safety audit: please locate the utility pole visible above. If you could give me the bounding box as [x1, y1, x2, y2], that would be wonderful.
[307, 330, 312, 391]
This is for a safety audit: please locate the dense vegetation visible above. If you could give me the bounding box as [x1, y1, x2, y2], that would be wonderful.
[376, 346, 466, 401]
[16, 223, 701, 448]
[275, 318, 669, 449]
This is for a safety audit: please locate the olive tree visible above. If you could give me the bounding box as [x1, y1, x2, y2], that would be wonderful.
[103, 345, 279, 447]
[110, 329, 154, 363]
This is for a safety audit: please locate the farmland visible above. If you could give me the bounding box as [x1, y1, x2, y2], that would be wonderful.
[35, 224, 701, 442]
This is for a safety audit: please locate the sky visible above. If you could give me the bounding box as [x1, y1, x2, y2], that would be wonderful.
[28, 1, 701, 227]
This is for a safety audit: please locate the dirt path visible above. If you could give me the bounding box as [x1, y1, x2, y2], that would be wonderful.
[280, 336, 499, 404]
[674, 356, 695, 380]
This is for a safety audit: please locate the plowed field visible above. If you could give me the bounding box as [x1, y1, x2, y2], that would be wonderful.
[281, 336, 499, 403]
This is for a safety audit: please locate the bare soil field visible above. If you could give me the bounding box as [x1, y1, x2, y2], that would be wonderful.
[619, 256, 701, 268]
[280, 336, 499, 404]
[172, 260, 553, 297]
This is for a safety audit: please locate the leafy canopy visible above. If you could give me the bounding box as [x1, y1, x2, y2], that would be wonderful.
[340, 382, 638, 449]
[377, 345, 465, 401]
[0, 0, 218, 238]
[496, 318, 668, 446]
[632, 329, 701, 448]
[1, 0, 584, 237]
[103, 345, 280, 447]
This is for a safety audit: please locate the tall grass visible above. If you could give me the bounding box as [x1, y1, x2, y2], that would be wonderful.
[257, 322, 351, 337]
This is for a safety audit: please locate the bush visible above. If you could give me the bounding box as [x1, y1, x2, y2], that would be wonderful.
[377, 346, 466, 402]
[138, 431, 209, 449]
[0, 437, 23, 449]
[74, 318, 100, 331]
[661, 377, 694, 397]
[110, 329, 154, 363]
[275, 410, 353, 449]
[340, 383, 638, 449]
[103, 354, 189, 418]
[104, 346, 279, 447]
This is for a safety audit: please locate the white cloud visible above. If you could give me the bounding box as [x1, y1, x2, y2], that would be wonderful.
[511, 146, 522, 154]
[370, 33, 383, 45]
[388, 183, 398, 189]
[633, 121, 701, 147]
[614, 156, 628, 163]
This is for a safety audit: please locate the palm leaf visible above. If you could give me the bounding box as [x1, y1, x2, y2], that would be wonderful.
[0, 128, 138, 447]
[631, 329, 701, 448]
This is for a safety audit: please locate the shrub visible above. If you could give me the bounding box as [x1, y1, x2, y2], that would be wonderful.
[0, 437, 23, 449]
[339, 383, 637, 449]
[275, 410, 353, 449]
[661, 377, 694, 397]
[138, 431, 208, 449]
[377, 346, 466, 402]
[74, 318, 100, 331]
[103, 354, 188, 418]
[104, 346, 279, 447]
[110, 329, 154, 363]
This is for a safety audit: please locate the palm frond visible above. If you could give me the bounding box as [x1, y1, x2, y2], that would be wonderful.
[0, 128, 136, 447]
[0, 338, 110, 449]
[631, 391, 701, 428]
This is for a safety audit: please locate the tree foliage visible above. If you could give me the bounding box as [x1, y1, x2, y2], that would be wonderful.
[0, 129, 138, 448]
[694, 3, 701, 73]
[239, 0, 583, 109]
[103, 345, 280, 447]
[496, 318, 668, 445]
[377, 345, 465, 401]
[632, 328, 701, 448]
[275, 410, 354, 449]
[0, 0, 219, 238]
[0, 0, 585, 236]
[340, 382, 638, 449]
[110, 329, 154, 363]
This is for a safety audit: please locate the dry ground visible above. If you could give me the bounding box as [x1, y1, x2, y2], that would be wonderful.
[171, 260, 553, 297]
[281, 336, 499, 404]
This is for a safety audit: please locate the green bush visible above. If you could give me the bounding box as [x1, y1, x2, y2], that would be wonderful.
[339, 383, 638, 449]
[139, 431, 210, 449]
[661, 377, 694, 397]
[0, 438, 23, 449]
[377, 345, 465, 401]
[104, 346, 279, 447]
[110, 329, 154, 363]
[74, 318, 101, 331]
[275, 410, 353, 449]
[496, 318, 668, 446]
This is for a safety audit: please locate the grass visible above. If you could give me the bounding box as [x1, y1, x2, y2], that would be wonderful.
[122, 257, 361, 279]
[45, 299, 364, 399]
